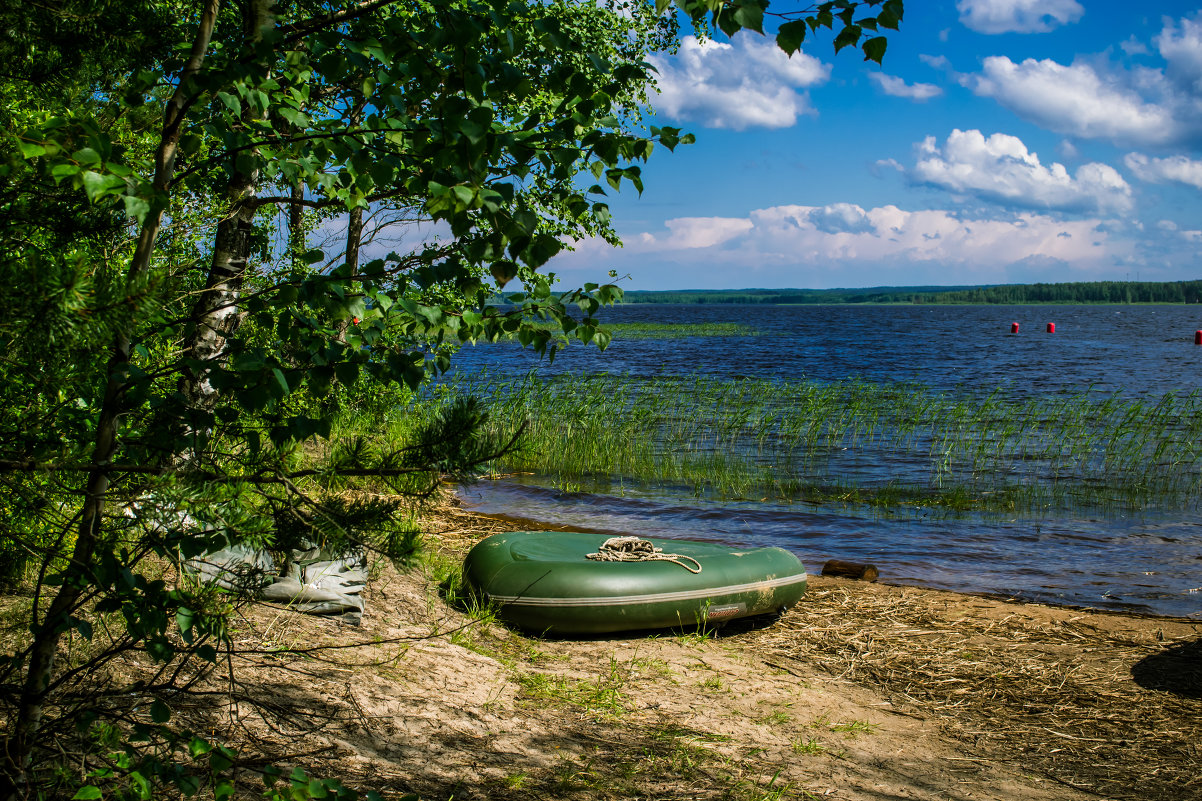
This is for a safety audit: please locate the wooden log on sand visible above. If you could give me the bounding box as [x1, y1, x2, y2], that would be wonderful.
[821, 560, 879, 581]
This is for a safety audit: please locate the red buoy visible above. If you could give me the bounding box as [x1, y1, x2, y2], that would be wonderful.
[1195, 330, 1201, 345]
[1010, 322, 1019, 334]
[1047, 322, 1056, 333]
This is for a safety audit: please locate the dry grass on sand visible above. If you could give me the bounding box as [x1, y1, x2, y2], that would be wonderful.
[149, 503, 1199, 801]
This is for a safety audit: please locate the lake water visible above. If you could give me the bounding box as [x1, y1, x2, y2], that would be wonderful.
[451, 304, 1202, 618]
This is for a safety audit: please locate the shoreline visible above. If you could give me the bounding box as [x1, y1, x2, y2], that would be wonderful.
[456, 498, 1201, 623]
[99, 498, 1201, 801]
[385, 499, 1202, 801]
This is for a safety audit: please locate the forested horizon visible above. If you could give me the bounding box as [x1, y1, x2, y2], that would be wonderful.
[620, 280, 1202, 305]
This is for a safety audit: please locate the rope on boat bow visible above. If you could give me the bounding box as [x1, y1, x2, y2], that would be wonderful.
[585, 536, 702, 573]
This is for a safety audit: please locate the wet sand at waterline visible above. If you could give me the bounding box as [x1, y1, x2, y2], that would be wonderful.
[162, 500, 1200, 801]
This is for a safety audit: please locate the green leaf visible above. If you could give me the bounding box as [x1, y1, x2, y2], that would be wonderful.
[216, 92, 241, 116]
[176, 607, 194, 641]
[51, 162, 81, 180]
[716, 11, 741, 38]
[776, 20, 808, 54]
[80, 171, 112, 202]
[248, 89, 270, 113]
[71, 617, 93, 639]
[833, 24, 862, 54]
[334, 361, 359, 386]
[124, 195, 151, 223]
[72, 787, 102, 800]
[277, 107, 310, 128]
[882, 0, 905, 27]
[179, 133, 203, 155]
[272, 368, 290, 396]
[732, 2, 765, 33]
[210, 747, 234, 773]
[235, 152, 257, 175]
[862, 36, 888, 63]
[188, 737, 213, 758]
[16, 139, 47, 159]
[150, 699, 170, 723]
[490, 261, 517, 288]
[129, 771, 150, 801]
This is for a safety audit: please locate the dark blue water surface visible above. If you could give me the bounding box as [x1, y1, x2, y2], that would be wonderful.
[451, 304, 1202, 618]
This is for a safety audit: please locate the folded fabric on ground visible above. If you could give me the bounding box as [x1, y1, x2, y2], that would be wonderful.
[186, 544, 367, 626]
[186, 544, 276, 593]
[261, 546, 368, 625]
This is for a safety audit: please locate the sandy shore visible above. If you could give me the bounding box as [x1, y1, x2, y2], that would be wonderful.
[202, 502, 1199, 801]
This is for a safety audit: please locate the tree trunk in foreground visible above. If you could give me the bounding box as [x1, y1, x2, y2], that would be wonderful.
[0, 2, 222, 795]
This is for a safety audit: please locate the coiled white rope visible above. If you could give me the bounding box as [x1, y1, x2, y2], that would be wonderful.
[585, 536, 702, 573]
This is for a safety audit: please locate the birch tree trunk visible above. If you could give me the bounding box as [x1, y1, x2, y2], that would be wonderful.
[289, 182, 305, 268]
[178, 0, 277, 427]
[333, 205, 365, 342]
[345, 205, 364, 275]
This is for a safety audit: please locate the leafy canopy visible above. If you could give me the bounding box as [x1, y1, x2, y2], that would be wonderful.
[0, 1, 903, 798]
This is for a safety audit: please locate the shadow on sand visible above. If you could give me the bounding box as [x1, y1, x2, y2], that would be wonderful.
[1131, 638, 1202, 699]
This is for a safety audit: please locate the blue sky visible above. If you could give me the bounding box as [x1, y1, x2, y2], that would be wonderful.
[547, 0, 1202, 290]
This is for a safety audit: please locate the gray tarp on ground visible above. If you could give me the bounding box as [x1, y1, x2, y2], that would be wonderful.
[186, 544, 276, 592]
[186, 544, 367, 626]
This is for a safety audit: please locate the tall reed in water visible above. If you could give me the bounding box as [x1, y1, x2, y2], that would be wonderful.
[430, 372, 1202, 513]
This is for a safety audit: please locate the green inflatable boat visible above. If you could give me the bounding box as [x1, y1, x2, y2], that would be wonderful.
[461, 531, 807, 634]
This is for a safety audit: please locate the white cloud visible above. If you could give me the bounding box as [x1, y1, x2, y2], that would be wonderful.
[920, 54, 951, 71]
[606, 203, 1118, 276]
[1124, 153, 1202, 189]
[966, 56, 1179, 145]
[634, 216, 753, 250]
[868, 73, 943, 101]
[964, 14, 1202, 147]
[1156, 15, 1202, 91]
[647, 33, 829, 130]
[547, 195, 1202, 288]
[906, 129, 1132, 214]
[806, 203, 876, 234]
[957, 0, 1084, 34]
[1121, 36, 1150, 57]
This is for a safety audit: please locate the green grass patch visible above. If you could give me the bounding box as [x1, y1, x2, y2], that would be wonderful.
[515, 655, 634, 719]
[602, 322, 759, 339]
[514, 320, 759, 342]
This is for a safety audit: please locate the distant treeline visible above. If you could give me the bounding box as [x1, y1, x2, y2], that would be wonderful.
[622, 281, 1202, 305]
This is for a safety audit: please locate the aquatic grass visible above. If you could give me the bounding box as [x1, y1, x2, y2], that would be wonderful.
[415, 370, 1202, 515]
[601, 321, 759, 338]
[509, 320, 759, 343]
